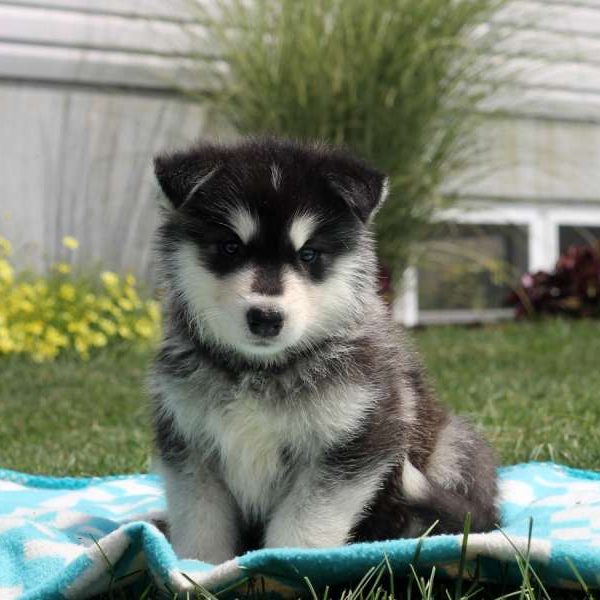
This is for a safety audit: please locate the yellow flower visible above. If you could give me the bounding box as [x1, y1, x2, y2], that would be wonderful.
[20, 283, 35, 297]
[90, 332, 108, 347]
[46, 327, 68, 347]
[125, 274, 137, 287]
[108, 305, 123, 319]
[0, 326, 14, 353]
[62, 236, 79, 250]
[32, 342, 59, 362]
[147, 300, 161, 324]
[98, 318, 117, 336]
[134, 318, 155, 339]
[118, 325, 132, 339]
[53, 263, 72, 275]
[25, 321, 44, 336]
[118, 298, 134, 311]
[0, 336, 15, 353]
[0, 259, 14, 285]
[34, 281, 48, 295]
[0, 236, 12, 256]
[74, 337, 89, 355]
[101, 271, 119, 288]
[85, 311, 99, 323]
[125, 286, 141, 307]
[97, 297, 114, 312]
[19, 300, 34, 313]
[67, 322, 90, 337]
[59, 284, 76, 302]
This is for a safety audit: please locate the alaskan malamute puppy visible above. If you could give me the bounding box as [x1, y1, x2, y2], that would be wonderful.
[150, 138, 498, 563]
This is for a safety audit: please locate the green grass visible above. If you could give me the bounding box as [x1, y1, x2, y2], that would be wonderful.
[0, 318, 599, 476]
[0, 345, 151, 476]
[416, 318, 600, 469]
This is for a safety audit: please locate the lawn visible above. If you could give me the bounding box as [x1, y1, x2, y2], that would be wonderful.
[1, 318, 598, 476]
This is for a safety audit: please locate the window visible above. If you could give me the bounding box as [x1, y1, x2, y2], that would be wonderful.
[417, 224, 528, 311]
[559, 225, 600, 254]
[395, 202, 600, 326]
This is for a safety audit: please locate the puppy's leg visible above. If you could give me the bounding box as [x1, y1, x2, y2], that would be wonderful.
[265, 467, 385, 549]
[159, 460, 239, 563]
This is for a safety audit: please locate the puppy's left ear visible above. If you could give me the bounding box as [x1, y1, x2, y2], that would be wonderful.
[153, 149, 218, 210]
[324, 159, 389, 223]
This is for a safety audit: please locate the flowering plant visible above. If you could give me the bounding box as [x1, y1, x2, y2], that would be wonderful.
[506, 242, 600, 318]
[0, 235, 160, 362]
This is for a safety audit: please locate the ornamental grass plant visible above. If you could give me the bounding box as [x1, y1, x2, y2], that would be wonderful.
[189, 0, 507, 271]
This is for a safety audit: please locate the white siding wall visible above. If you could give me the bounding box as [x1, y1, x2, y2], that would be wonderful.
[0, 0, 218, 278]
[465, 0, 600, 204]
[1, 0, 600, 281]
[0, 1, 218, 91]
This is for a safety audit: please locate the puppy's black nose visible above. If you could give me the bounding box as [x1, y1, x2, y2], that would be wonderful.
[246, 307, 283, 338]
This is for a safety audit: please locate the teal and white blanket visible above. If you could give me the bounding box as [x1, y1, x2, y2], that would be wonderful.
[1, 462, 599, 599]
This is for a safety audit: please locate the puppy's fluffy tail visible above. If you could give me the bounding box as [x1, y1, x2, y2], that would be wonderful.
[402, 459, 499, 534]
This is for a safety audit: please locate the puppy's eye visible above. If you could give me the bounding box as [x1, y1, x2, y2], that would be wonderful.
[298, 247, 318, 264]
[220, 241, 241, 256]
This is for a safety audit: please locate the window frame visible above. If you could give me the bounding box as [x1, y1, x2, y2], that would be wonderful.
[393, 199, 600, 326]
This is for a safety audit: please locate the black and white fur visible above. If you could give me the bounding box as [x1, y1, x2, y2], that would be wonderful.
[150, 138, 498, 563]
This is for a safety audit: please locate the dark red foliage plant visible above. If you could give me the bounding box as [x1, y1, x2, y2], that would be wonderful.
[506, 242, 600, 318]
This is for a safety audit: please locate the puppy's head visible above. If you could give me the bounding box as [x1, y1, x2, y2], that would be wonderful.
[154, 138, 388, 361]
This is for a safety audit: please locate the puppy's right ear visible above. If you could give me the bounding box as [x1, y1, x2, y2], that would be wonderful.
[153, 150, 218, 210]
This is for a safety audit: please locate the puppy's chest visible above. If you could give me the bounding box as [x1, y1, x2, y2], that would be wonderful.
[168, 371, 374, 515]
[204, 395, 314, 516]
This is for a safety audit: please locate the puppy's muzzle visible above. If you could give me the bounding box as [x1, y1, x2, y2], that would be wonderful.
[246, 307, 284, 338]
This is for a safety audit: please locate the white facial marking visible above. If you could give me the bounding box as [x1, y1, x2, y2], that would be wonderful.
[174, 242, 254, 346]
[300, 253, 366, 340]
[228, 207, 257, 244]
[270, 163, 283, 191]
[174, 244, 308, 358]
[171, 232, 374, 360]
[289, 214, 318, 250]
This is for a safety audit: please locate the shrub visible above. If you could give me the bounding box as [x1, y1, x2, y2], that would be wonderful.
[190, 0, 506, 272]
[0, 235, 160, 362]
[506, 243, 600, 318]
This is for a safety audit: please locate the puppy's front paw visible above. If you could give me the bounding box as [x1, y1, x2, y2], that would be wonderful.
[265, 518, 349, 549]
[171, 531, 236, 564]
